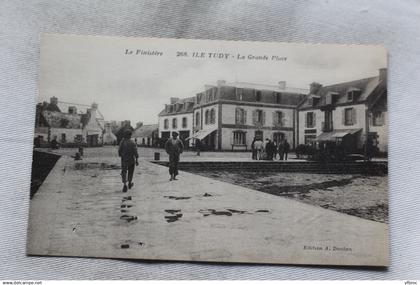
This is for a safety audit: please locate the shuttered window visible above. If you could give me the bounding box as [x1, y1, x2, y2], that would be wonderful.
[235, 108, 246, 125]
[164, 119, 169, 129]
[344, 108, 357, 126]
[306, 112, 315, 128]
[210, 108, 216, 124]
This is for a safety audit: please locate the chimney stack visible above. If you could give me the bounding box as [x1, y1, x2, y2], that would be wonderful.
[278, 81, 286, 90]
[170, 97, 179, 104]
[50, 96, 58, 105]
[309, 82, 322, 94]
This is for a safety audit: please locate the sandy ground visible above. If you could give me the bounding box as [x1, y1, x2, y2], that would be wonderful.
[188, 170, 388, 223]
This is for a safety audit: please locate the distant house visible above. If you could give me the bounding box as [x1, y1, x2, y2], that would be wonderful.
[103, 122, 117, 145]
[297, 68, 387, 153]
[34, 97, 104, 147]
[132, 124, 159, 147]
[158, 97, 195, 147]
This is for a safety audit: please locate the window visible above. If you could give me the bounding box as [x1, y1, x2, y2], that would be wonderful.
[347, 91, 353, 101]
[195, 112, 200, 126]
[274, 92, 282, 104]
[205, 110, 210, 124]
[373, 111, 384, 126]
[172, 118, 177, 129]
[256, 90, 262, 102]
[182, 117, 187, 128]
[274, 111, 284, 126]
[164, 119, 169, 129]
[306, 112, 315, 128]
[61, 133, 66, 143]
[344, 108, 356, 126]
[235, 108, 246, 125]
[210, 109, 216, 124]
[236, 88, 243, 101]
[257, 110, 263, 123]
[233, 131, 246, 145]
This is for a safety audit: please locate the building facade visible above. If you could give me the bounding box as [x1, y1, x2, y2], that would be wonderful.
[158, 97, 195, 147]
[189, 81, 308, 150]
[34, 97, 104, 147]
[297, 68, 388, 153]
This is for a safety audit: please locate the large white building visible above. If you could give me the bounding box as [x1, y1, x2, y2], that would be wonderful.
[158, 81, 307, 151]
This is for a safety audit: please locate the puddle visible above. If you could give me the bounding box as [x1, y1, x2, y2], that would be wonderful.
[199, 209, 232, 217]
[203, 193, 213, 197]
[227, 209, 247, 214]
[122, 196, 132, 202]
[120, 215, 138, 222]
[164, 196, 191, 200]
[165, 213, 183, 223]
[255, 210, 270, 213]
[165, 209, 181, 214]
[74, 162, 120, 170]
[121, 244, 130, 249]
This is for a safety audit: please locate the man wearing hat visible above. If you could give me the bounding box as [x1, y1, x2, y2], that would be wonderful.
[118, 130, 139, 192]
[165, 131, 184, 181]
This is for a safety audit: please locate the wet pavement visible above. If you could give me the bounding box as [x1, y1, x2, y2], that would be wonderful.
[27, 147, 389, 266]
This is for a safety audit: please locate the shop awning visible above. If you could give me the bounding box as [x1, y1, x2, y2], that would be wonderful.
[186, 127, 217, 141]
[314, 128, 362, 142]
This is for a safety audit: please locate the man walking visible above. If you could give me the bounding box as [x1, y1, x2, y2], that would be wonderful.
[165, 131, 184, 181]
[118, 130, 139, 192]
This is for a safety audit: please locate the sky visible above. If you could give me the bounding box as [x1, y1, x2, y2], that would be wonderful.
[39, 34, 387, 125]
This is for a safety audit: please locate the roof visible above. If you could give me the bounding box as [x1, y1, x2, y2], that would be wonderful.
[299, 76, 382, 109]
[132, 124, 158, 138]
[42, 110, 83, 129]
[158, 97, 196, 116]
[226, 81, 309, 94]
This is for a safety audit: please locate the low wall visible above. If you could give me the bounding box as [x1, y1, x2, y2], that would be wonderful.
[31, 150, 61, 198]
[152, 161, 388, 175]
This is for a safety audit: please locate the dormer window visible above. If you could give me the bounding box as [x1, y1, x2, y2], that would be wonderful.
[347, 88, 361, 102]
[236, 88, 243, 101]
[256, 91, 262, 102]
[274, 92, 282, 104]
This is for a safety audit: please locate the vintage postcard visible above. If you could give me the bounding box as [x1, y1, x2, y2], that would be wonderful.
[28, 34, 388, 266]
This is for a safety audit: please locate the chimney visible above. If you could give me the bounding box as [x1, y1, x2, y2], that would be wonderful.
[68, 106, 77, 114]
[278, 81, 286, 90]
[50, 96, 58, 105]
[217, 80, 226, 86]
[309, 82, 322, 94]
[379, 68, 387, 82]
[88, 102, 98, 120]
[170, 97, 179, 104]
[136, 122, 143, 129]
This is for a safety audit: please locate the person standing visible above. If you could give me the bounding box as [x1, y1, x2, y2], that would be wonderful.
[118, 130, 139, 192]
[251, 137, 257, 160]
[254, 138, 263, 160]
[278, 140, 285, 160]
[284, 139, 290, 160]
[165, 131, 184, 181]
[195, 138, 201, 156]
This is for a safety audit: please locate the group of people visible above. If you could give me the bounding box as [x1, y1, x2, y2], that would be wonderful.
[118, 130, 184, 192]
[251, 137, 290, 161]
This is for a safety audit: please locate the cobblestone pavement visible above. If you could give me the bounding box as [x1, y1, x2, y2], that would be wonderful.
[27, 147, 388, 266]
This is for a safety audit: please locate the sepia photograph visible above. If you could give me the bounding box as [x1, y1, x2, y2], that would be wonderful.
[27, 34, 388, 266]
